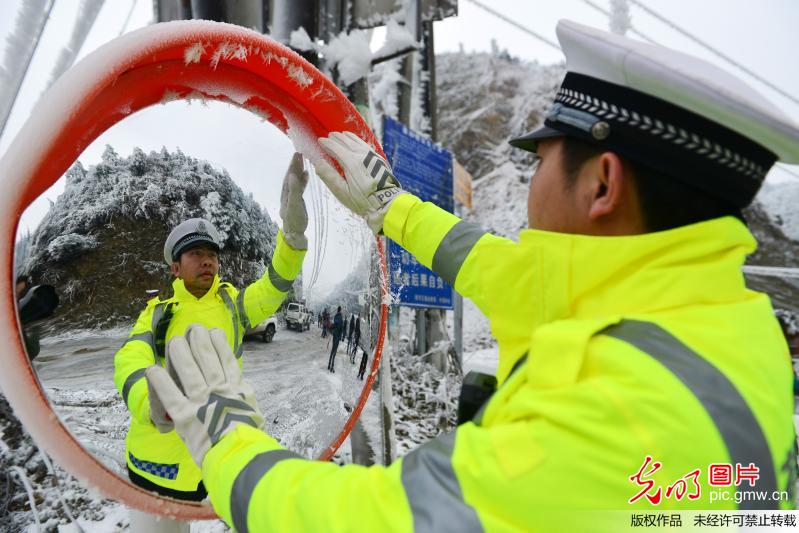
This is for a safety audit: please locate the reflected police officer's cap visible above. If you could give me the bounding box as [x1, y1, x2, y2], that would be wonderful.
[163, 218, 222, 265]
[510, 20, 799, 209]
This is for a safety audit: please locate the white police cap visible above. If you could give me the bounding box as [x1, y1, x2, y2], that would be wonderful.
[510, 19, 799, 208]
[163, 218, 222, 265]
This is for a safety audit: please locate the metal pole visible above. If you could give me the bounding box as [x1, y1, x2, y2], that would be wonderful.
[453, 212, 463, 368]
[421, 20, 437, 140]
[398, 0, 428, 357]
[379, 237, 397, 464]
[339, 30, 394, 464]
[398, 0, 421, 127]
[415, 308, 426, 355]
[270, 0, 319, 65]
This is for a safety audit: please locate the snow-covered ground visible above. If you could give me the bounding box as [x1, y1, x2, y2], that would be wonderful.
[36, 325, 378, 467]
[24, 324, 382, 531]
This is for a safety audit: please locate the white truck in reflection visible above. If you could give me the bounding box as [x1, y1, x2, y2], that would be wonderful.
[244, 315, 277, 343]
[285, 302, 311, 331]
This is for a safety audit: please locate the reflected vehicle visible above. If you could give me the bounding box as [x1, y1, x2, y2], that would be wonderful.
[16, 100, 380, 505]
[286, 302, 312, 331]
[244, 314, 277, 343]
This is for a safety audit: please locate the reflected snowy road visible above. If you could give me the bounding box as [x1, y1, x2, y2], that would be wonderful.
[34, 325, 372, 478]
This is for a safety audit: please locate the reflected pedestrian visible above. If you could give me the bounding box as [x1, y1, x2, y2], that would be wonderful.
[327, 306, 344, 372]
[321, 308, 329, 338]
[346, 314, 356, 361]
[357, 348, 368, 380]
[350, 315, 361, 363]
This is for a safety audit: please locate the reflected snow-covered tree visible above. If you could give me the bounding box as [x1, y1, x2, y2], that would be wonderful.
[21, 145, 286, 329]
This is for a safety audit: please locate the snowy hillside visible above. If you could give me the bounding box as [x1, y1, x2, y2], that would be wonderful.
[434, 51, 562, 359]
[756, 181, 799, 244]
[745, 193, 799, 313]
[22, 146, 282, 328]
[435, 49, 799, 321]
[438, 51, 563, 237]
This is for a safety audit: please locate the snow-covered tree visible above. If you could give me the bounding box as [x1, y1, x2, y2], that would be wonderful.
[24, 146, 280, 328]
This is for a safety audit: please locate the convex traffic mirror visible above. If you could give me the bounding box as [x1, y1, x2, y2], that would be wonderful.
[1, 21, 388, 521]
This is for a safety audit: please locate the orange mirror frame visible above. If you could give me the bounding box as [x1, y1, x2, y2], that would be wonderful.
[0, 20, 388, 520]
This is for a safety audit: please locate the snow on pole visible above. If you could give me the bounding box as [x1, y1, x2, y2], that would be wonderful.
[43, 0, 106, 92]
[0, 0, 55, 144]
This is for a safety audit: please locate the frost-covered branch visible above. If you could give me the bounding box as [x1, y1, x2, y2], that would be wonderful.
[0, 0, 54, 140]
[44, 0, 105, 91]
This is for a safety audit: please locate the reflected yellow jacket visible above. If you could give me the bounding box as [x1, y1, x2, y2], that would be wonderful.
[202, 194, 795, 532]
[113, 230, 304, 492]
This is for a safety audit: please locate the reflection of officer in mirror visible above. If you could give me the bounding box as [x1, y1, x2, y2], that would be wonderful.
[113, 154, 309, 518]
[147, 19, 799, 531]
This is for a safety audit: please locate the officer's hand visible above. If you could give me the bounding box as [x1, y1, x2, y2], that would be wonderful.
[147, 378, 174, 433]
[145, 325, 264, 467]
[147, 352, 186, 433]
[280, 152, 309, 250]
[316, 131, 406, 234]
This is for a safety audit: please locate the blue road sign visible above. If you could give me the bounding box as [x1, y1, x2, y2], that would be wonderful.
[383, 116, 454, 309]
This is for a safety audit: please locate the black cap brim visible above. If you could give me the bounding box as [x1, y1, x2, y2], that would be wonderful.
[173, 238, 220, 261]
[509, 125, 565, 153]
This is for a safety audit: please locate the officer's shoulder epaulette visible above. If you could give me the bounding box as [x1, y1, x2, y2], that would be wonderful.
[144, 289, 160, 305]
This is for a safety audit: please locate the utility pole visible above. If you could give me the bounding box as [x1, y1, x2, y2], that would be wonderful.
[397, 1, 429, 358]
[420, 16, 452, 372]
[315, 0, 396, 467]
[271, 0, 320, 65]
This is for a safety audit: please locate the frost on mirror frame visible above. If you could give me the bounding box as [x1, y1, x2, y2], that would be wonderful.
[13, 101, 381, 500]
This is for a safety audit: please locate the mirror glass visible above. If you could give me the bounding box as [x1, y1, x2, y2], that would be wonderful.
[14, 100, 381, 501]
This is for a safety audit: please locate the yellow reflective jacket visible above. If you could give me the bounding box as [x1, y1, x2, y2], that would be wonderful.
[113, 230, 305, 492]
[201, 194, 795, 532]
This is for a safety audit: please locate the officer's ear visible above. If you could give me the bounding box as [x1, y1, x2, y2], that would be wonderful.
[587, 151, 632, 222]
[170, 261, 181, 278]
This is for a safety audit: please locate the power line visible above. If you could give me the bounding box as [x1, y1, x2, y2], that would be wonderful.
[622, 1, 799, 182]
[118, 0, 138, 37]
[463, 0, 560, 51]
[742, 266, 799, 279]
[467, 0, 799, 115]
[628, 0, 799, 109]
[460, 0, 799, 184]
[578, 0, 659, 45]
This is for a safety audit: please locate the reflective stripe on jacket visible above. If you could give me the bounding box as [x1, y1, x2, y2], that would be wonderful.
[113, 230, 305, 492]
[202, 194, 795, 531]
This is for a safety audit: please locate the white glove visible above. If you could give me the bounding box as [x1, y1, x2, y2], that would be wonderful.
[147, 353, 186, 433]
[147, 377, 174, 433]
[145, 325, 265, 467]
[280, 152, 309, 250]
[316, 131, 406, 234]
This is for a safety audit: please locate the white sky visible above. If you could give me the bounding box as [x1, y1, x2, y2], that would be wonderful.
[2, 0, 798, 294]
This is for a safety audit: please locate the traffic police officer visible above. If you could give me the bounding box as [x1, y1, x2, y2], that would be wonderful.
[148, 20, 799, 532]
[116, 154, 309, 530]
